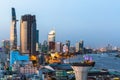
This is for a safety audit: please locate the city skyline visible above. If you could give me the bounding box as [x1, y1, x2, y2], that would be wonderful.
[0, 0, 120, 48]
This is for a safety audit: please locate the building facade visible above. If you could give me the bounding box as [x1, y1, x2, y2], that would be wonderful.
[48, 29, 56, 51]
[49, 42, 55, 51]
[48, 30, 55, 42]
[55, 42, 62, 52]
[10, 50, 29, 67]
[41, 40, 48, 53]
[10, 8, 17, 50]
[66, 40, 70, 52]
[1, 40, 10, 54]
[76, 40, 84, 53]
[2, 40, 10, 48]
[20, 15, 37, 54]
[36, 30, 39, 52]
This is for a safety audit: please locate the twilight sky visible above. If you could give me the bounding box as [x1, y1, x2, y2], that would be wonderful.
[0, 0, 120, 48]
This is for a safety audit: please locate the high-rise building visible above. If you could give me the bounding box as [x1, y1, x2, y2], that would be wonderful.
[55, 42, 62, 52]
[76, 40, 84, 53]
[69, 46, 75, 53]
[48, 29, 56, 51]
[1, 40, 10, 54]
[10, 8, 17, 50]
[36, 30, 39, 52]
[66, 40, 70, 51]
[63, 44, 69, 53]
[41, 40, 48, 53]
[2, 40, 10, 48]
[49, 42, 55, 51]
[20, 15, 37, 54]
[48, 29, 55, 42]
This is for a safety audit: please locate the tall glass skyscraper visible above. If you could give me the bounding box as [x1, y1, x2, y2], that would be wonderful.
[20, 15, 37, 54]
[10, 8, 17, 50]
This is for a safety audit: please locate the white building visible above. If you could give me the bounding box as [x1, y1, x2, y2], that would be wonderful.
[48, 29, 56, 43]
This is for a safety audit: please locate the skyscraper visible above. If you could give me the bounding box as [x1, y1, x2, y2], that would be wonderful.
[76, 40, 84, 53]
[48, 29, 55, 42]
[55, 42, 62, 52]
[1, 40, 10, 54]
[2, 40, 10, 48]
[48, 29, 56, 51]
[66, 40, 70, 51]
[20, 15, 37, 54]
[10, 8, 17, 50]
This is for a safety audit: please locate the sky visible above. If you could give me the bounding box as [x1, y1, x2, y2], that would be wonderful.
[0, 0, 120, 48]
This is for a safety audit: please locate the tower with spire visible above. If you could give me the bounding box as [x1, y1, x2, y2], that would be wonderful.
[10, 7, 18, 50]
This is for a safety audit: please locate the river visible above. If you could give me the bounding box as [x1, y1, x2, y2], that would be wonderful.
[64, 53, 120, 71]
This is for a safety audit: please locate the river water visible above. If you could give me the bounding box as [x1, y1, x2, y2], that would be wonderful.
[64, 53, 120, 71]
